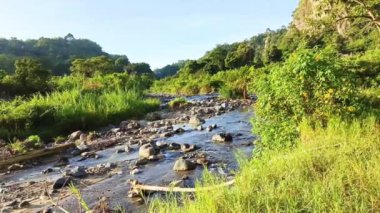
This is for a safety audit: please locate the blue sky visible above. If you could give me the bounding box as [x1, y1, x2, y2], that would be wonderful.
[0, 0, 299, 69]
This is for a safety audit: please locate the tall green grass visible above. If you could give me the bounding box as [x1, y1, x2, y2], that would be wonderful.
[150, 117, 380, 212]
[0, 88, 160, 140]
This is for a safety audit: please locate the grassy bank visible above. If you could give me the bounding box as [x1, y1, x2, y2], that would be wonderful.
[0, 74, 160, 141]
[150, 117, 380, 212]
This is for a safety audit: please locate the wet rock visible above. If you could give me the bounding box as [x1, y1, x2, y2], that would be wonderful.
[212, 133, 233, 143]
[148, 154, 164, 161]
[125, 145, 133, 152]
[160, 131, 174, 138]
[197, 125, 204, 131]
[206, 125, 213, 132]
[69, 130, 82, 141]
[115, 149, 125, 154]
[139, 143, 156, 158]
[54, 156, 69, 167]
[189, 116, 205, 125]
[41, 168, 53, 174]
[52, 177, 73, 189]
[18, 200, 30, 208]
[156, 141, 168, 149]
[64, 166, 87, 178]
[80, 151, 97, 159]
[196, 157, 209, 165]
[130, 168, 142, 175]
[135, 158, 149, 166]
[174, 128, 185, 134]
[181, 144, 197, 153]
[104, 162, 117, 169]
[146, 112, 161, 121]
[168, 142, 181, 150]
[173, 158, 196, 171]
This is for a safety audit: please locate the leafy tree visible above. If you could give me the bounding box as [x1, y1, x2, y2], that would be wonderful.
[113, 55, 130, 72]
[70, 56, 115, 77]
[225, 42, 255, 69]
[125, 63, 153, 75]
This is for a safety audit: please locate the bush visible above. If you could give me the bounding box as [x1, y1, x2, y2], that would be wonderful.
[252, 47, 360, 150]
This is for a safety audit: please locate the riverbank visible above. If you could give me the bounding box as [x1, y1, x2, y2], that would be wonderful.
[150, 117, 380, 212]
[0, 96, 254, 212]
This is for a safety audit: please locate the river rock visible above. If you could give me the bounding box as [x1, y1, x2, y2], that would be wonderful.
[120, 120, 140, 131]
[173, 158, 196, 171]
[41, 168, 54, 174]
[138, 143, 156, 158]
[197, 125, 204, 131]
[160, 131, 173, 138]
[64, 166, 87, 178]
[125, 145, 133, 152]
[169, 142, 181, 150]
[212, 133, 233, 143]
[53, 177, 73, 189]
[115, 149, 125, 154]
[69, 130, 82, 141]
[174, 128, 185, 134]
[189, 116, 205, 125]
[181, 144, 197, 153]
[54, 156, 69, 167]
[146, 112, 161, 121]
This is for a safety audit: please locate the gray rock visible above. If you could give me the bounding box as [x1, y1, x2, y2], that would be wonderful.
[115, 149, 125, 154]
[138, 143, 156, 158]
[173, 158, 196, 171]
[181, 144, 197, 153]
[52, 177, 73, 189]
[41, 168, 54, 174]
[160, 131, 174, 138]
[104, 162, 117, 169]
[169, 143, 181, 150]
[69, 130, 82, 141]
[197, 125, 204, 131]
[189, 116, 205, 125]
[212, 133, 233, 143]
[64, 166, 87, 178]
[174, 128, 185, 134]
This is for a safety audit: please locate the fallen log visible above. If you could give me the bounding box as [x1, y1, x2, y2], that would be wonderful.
[128, 179, 235, 193]
[0, 143, 75, 168]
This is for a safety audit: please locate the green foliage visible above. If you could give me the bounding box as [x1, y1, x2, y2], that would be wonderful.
[1, 58, 52, 96]
[69, 183, 91, 212]
[0, 35, 105, 75]
[168, 97, 188, 109]
[70, 56, 116, 77]
[125, 62, 153, 75]
[253, 47, 360, 149]
[0, 73, 159, 140]
[150, 117, 380, 213]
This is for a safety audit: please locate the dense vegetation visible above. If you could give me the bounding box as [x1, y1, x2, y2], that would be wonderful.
[0, 36, 158, 143]
[150, 0, 380, 211]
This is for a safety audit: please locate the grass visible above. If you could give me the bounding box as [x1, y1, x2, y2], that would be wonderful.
[0, 88, 160, 140]
[149, 117, 380, 212]
[168, 97, 188, 109]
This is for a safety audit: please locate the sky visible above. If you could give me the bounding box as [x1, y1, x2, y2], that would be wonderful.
[0, 0, 299, 69]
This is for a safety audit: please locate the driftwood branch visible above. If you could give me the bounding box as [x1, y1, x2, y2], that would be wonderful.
[129, 179, 235, 193]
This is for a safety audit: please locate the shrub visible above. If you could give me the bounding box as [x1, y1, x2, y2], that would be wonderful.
[252, 47, 360, 149]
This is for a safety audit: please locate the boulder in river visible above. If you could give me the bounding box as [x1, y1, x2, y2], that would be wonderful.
[181, 144, 197, 153]
[189, 116, 205, 125]
[173, 158, 196, 171]
[52, 177, 73, 189]
[212, 133, 233, 143]
[138, 143, 156, 158]
[146, 112, 161, 121]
